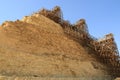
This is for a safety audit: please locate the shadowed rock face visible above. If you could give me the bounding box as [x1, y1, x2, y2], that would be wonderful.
[0, 7, 115, 80]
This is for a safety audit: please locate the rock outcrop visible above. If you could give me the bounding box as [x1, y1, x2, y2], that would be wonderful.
[0, 6, 119, 80]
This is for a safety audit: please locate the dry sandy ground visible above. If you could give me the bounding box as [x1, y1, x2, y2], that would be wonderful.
[0, 14, 112, 80]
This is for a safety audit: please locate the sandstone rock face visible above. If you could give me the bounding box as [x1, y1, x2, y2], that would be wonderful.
[0, 76, 113, 80]
[0, 13, 112, 80]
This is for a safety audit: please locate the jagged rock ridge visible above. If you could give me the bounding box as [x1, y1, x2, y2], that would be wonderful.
[38, 6, 120, 78]
[0, 6, 119, 80]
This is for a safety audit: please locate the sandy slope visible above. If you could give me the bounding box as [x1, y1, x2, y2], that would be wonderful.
[0, 14, 111, 79]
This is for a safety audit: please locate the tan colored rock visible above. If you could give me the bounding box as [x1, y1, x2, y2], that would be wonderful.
[0, 7, 114, 80]
[0, 76, 7, 80]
